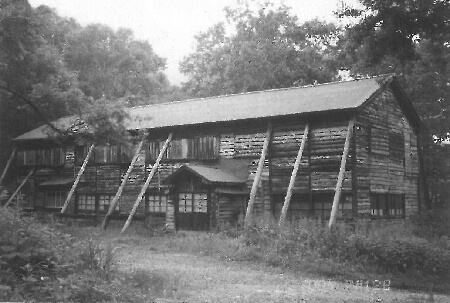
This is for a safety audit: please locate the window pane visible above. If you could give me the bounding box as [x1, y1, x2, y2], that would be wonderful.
[193, 193, 207, 213]
[179, 193, 192, 213]
[78, 194, 96, 211]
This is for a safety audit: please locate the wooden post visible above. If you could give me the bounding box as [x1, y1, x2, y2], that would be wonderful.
[121, 133, 172, 233]
[60, 144, 95, 214]
[279, 123, 309, 226]
[100, 140, 144, 229]
[3, 168, 35, 208]
[244, 123, 273, 226]
[328, 118, 355, 228]
[0, 147, 17, 187]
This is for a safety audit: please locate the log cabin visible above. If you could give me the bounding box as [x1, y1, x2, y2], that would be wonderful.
[8, 76, 425, 231]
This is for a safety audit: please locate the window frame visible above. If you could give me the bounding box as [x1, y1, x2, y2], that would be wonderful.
[147, 135, 220, 162]
[44, 190, 67, 209]
[147, 194, 168, 213]
[370, 193, 405, 218]
[76, 193, 121, 213]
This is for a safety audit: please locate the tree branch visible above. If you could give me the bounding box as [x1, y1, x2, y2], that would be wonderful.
[0, 84, 64, 135]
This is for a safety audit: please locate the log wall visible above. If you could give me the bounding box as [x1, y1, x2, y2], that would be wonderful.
[12, 86, 421, 227]
[355, 89, 420, 216]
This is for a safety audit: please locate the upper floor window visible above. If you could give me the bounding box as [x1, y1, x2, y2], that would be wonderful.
[147, 135, 219, 161]
[389, 132, 405, 161]
[75, 145, 130, 165]
[17, 148, 64, 166]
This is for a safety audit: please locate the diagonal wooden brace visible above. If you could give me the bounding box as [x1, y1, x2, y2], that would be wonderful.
[100, 139, 145, 229]
[0, 147, 16, 187]
[121, 133, 172, 233]
[3, 168, 35, 208]
[244, 123, 273, 226]
[279, 123, 309, 226]
[60, 143, 95, 214]
[328, 118, 355, 228]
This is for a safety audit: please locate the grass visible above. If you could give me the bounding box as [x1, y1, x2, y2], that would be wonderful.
[2, 202, 449, 302]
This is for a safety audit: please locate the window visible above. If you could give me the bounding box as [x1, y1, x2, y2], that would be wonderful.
[45, 191, 66, 208]
[76, 145, 129, 165]
[193, 193, 208, 213]
[148, 195, 167, 213]
[148, 136, 219, 161]
[313, 193, 333, 219]
[356, 124, 371, 152]
[272, 194, 310, 221]
[389, 133, 405, 161]
[94, 146, 119, 163]
[17, 150, 36, 166]
[178, 193, 193, 213]
[371, 194, 405, 218]
[78, 194, 96, 211]
[17, 148, 64, 166]
[98, 194, 119, 212]
[178, 193, 208, 213]
[312, 192, 353, 220]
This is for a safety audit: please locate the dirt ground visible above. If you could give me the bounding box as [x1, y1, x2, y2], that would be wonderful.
[114, 236, 449, 303]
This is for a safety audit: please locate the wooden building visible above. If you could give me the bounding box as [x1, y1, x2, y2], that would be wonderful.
[9, 76, 424, 231]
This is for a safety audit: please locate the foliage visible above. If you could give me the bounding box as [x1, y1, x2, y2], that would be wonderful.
[0, 0, 177, 175]
[180, 2, 342, 97]
[410, 205, 450, 239]
[0, 205, 178, 302]
[337, 0, 450, 207]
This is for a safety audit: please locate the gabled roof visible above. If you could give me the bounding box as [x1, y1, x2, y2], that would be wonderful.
[127, 77, 381, 130]
[165, 165, 245, 185]
[14, 76, 418, 141]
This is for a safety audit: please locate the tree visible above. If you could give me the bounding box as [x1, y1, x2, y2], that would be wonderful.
[0, 1, 174, 182]
[338, 0, 450, 208]
[180, 2, 343, 97]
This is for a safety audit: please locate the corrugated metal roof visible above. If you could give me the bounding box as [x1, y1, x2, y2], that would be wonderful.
[127, 77, 381, 129]
[13, 77, 383, 141]
[166, 165, 246, 184]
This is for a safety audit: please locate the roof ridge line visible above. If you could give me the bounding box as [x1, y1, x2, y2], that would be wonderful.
[129, 76, 384, 110]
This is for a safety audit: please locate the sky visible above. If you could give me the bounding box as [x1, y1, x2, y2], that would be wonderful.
[28, 0, 351, 85]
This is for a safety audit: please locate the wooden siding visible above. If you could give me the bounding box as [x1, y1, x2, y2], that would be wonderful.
[12, 85, 421, 229]
[355, 89, 419, 217]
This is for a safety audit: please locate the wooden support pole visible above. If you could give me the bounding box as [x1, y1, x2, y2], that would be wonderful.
[100, 140, 144, 229]
[3, 168, 34, 208]
[244, 123, 273, 226]
[60, 144, 95, 214]
[279, 123, 309, 226]
[121, 133, 172, 233]
[0, 147, 17, 186]
[328, 118, 355, 228]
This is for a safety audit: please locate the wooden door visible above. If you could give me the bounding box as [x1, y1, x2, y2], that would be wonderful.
[176, 192, 210, 231]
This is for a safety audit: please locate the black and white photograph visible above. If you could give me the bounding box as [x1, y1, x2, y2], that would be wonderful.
[0, 0, 449, 301]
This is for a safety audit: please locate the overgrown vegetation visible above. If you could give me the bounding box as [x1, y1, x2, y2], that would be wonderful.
[2, 202, 449, 300]
[0, 205, 177, 302]
[166, 213, 450, 294]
